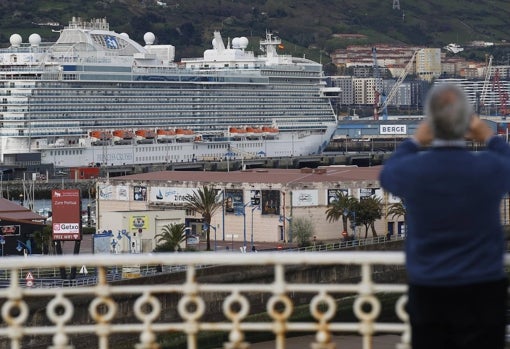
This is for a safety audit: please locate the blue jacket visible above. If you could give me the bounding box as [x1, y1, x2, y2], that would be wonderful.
[380, 137, 510, 286]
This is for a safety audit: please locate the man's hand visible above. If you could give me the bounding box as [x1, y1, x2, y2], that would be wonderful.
[413, 121, 434, 146]
[466, 116, 494, 142]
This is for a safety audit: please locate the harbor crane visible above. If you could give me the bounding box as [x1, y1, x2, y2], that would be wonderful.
[479, 55, 493, 113]
[372, 47, 382, 120]
[492, 69, 509, 116]
[479, 55, 509, 116]
[377, 50, 418, 119]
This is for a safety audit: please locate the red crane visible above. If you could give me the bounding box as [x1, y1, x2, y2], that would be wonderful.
[492, 69, 509, 116]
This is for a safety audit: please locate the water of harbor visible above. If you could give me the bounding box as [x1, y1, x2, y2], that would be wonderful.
[27, 198, 95, 217]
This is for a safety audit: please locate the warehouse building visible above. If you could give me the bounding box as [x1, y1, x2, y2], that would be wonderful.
[95, 166, 405, 252]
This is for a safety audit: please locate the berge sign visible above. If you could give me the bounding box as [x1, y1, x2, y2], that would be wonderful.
[380, 125, 407, 135]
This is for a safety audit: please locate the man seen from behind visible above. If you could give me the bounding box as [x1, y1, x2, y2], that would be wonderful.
[380, 84, 509, 349]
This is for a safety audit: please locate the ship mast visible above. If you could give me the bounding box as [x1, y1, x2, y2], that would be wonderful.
[259, 31, 281, 59]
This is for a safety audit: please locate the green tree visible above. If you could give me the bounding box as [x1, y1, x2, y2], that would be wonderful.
[184, 186, 222, 251]
[325, 190, 357, 239]
[290, 216, 315, 248]
[386, 201, 406, 221]
[33, 225, 54, 255]
[154, 223, 187, 252]
[354, 197, 383, 238]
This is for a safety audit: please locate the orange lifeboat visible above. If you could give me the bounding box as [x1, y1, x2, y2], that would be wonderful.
[229, 127, 247, 135]
[246, 127, 264, 138]
[175, 129, 195, 140]
[112, 130, 134, 143]
[156, 129, 177, 142]
[135, 129, 156, 139]
[262, 126, 279, 137]
[89, 130, 111, 141]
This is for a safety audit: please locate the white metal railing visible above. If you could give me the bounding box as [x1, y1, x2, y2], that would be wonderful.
[0, 252, 508, 349]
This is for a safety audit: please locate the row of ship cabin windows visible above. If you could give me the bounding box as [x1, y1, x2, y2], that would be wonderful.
[135, 145, 184, 152]
[25, 102, 330, 111]
[16, 112, 333, 123]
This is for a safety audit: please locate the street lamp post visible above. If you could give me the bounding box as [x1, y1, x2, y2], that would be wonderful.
[225, 151, 235, 173]
[0, 235, 4, 256]
[250, 205, 260, 251]
[235, 202, 251, 252]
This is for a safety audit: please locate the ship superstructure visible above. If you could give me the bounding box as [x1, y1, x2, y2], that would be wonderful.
[0, 17, 337, 167]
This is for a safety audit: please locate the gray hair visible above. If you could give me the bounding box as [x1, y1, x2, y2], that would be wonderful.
[425, 84, 473, 140]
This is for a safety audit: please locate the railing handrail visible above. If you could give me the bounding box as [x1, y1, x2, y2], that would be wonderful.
[0, 251, 407, 268]
[0, 251, 507, 349]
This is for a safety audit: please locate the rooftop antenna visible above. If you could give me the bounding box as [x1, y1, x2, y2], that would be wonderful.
[393, 0, 400, 10]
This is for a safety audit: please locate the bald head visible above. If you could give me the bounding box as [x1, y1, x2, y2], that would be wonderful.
[425, 84, 473, 140]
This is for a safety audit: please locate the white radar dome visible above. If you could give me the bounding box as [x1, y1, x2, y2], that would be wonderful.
[120, 32, 130, 39]
[239, 37, 249, 49]
[28, 33, 41, 47]
[10, 34, 22, 47]
[232, 37, 240, 49]
[143, 32, 155, 45]
[212, 38, 217, 49]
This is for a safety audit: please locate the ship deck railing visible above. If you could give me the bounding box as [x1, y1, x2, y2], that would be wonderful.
[0, 251, 509, 349]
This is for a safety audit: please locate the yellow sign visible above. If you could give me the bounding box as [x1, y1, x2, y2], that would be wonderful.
[129, 215, 149, 230]
[122, 266, 141, 279]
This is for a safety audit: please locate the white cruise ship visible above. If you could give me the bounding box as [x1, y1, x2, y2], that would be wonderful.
[0, 17, 337, 168]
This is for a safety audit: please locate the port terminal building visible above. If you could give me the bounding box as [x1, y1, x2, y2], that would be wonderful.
[328, 117, 504, 153]
[95, 166, 404, 253]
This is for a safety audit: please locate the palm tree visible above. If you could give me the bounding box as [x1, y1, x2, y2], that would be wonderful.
[184, 186, 222, 251]
[386, 201, 406, 221]
[154, 223, 187, 252]
[33, 224, 54, 255]
[325, 190, 357, 239]
[355, 196, 383, 238]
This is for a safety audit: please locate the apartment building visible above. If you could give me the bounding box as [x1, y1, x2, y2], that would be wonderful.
[415, 48, 442, 81]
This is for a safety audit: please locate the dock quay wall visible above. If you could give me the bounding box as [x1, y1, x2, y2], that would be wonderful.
[4, 152, 391, 199]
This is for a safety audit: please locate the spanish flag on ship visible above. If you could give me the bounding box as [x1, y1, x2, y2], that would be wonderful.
[278, 44, 284, 49]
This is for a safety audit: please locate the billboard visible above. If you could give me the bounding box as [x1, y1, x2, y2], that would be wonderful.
[149, 187, 195, 204]
[261, 190, 280, 215]
[358, 187, 384, 200]
[130, 215, 149, 230]
[98, 184, 113, 200]
[224, 189, 244, 213]
[116, 185, 129, 201]
[98, 184, 129, 201]
[292, 190, 319, 207]
[52, 189, 81, 241]
[327, 189, 351, 205]
[134, 186, 147, 201]
[0, 225, 20, 236]
[250, 190, 261, 207]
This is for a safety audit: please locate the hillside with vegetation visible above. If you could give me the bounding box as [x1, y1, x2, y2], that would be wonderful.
[0, 0, 508, 65]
